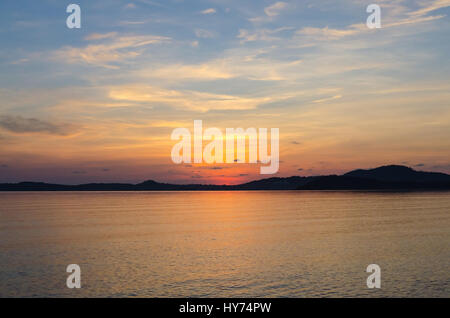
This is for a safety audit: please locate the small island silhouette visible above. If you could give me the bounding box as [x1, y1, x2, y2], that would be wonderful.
[1, 165, 450, 191]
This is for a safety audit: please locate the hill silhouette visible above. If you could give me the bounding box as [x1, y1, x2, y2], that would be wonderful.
[297, 165, 450, 190]
[344, 165, 450, 183]
[1, 165, 449, 191]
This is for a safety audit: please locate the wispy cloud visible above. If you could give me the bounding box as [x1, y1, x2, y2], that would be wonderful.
[384, 14, 445, 27]
[201, 8, 216, 15]
[54, 33, 170, 69]
[296, 0, 448, 42]
[264, 2, 288, 17]
[0, 115, 77, 136]
[409, 0, 450, 17]
[124, 3, 136, 9]
[136, 0, 165, 8]
[84, 32, 118, 41]
[10, 58, 30, 65]
[139, 62, 234, 80]
[195, 28, 215, 38]
[107, 85, 282, 111]
[118, 20, 150, 25]
[296, 24, 366, 40]
[312, 95, 342, 104]
[237, 27, 293, 43]
[250, 1, 289, 23]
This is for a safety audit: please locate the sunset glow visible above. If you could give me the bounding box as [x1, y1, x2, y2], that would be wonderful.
[0, 1, 449, 184]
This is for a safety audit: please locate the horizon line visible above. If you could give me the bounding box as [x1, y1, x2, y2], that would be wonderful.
[1, 164, 448, 186]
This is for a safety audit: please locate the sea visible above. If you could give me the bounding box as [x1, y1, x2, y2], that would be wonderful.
[0, 191, 448, 297]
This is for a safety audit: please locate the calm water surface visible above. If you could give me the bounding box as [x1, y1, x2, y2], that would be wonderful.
[0, 191, 449, 297]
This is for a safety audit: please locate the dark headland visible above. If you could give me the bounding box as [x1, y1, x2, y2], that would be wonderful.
[1, 165, 450, 191]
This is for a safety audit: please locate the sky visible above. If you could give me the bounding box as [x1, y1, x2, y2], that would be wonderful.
[0, 0, 449, 185]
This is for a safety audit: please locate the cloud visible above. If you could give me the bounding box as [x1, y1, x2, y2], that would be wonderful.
[250, 1, 288, 23]
[312, 95, 342, 104]
[296, 1, 448, 42]
[119, 20, 149, 25]
[201, 8, 216, 15]
[264, 2, 288, 17]
[125, 3, 136, 9]
[415, 163, 425, 167]
[144, 63, 234, 80]
[147, 120, 191, 128]
[0, 115, 76, 136]
[237, 27, 293, 43]
[296, 24, 366, 40]
[383, 14, 445, 28]
[55, 34, 170, 68]
[84, 32, 118, 41]
[137, 0, 165, 8]
[10, 58, 30, 65]
[195, 29, 215, 38]
[408, 0, 450, 17]
[108, 85, 278, 111]
[375, 0, 448, 29]
[139, 54, 297, 82]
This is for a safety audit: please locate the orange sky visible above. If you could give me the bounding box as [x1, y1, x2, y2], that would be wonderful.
[1, 1, 450, 184]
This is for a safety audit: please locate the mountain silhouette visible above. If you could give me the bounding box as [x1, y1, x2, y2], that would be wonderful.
[344, 165, 450, 183]
[298, 175, 389, 190]
[236, 176, 317, 190]
[297, 165, 450, 190]
[1, 165, 449, 191]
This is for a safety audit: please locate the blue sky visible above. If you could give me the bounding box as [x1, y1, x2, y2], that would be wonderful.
[0, 0, 449, 184]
